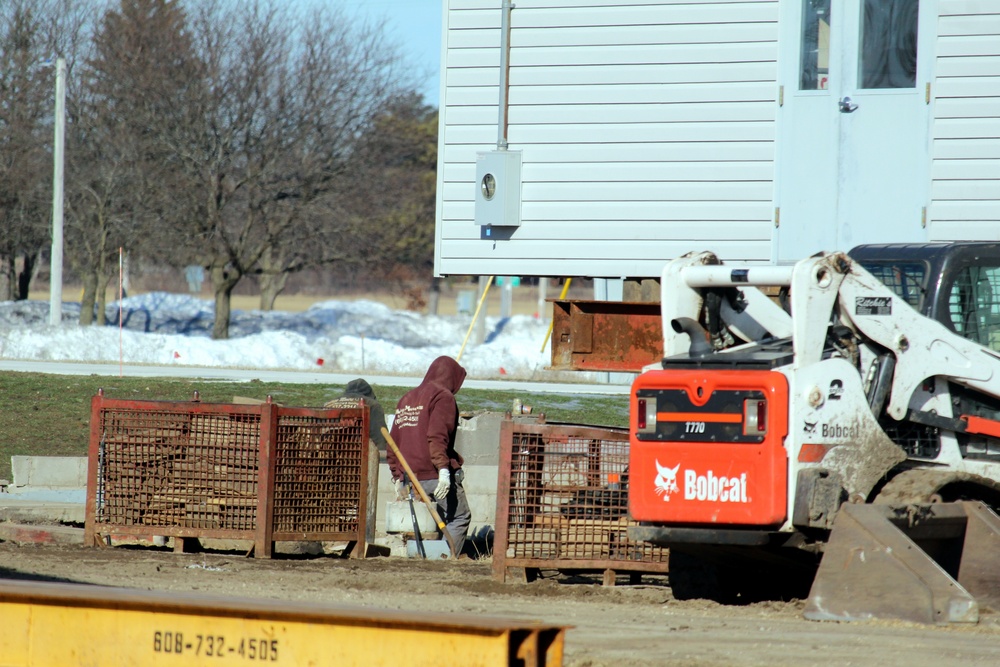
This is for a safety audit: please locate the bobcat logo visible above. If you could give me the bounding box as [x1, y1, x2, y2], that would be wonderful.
[654, 460, 680, 501]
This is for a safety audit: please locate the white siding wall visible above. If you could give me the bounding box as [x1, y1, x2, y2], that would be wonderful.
[930, 1, 1000, 240]
[436, 0, 779, 278]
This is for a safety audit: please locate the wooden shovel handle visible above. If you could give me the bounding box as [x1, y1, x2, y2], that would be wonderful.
[382, 427, 459, 558]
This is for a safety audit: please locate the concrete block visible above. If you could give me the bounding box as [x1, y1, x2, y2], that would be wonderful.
[0, 522, 84, 546]
[0, 499, 85, 525]
[377, 533, 408, 558]
[456, 411, 504, 466]
[385, 499, 436, 533]
[11, 456, 88, 489]
[463, 465, 499, 530]
[197, 538, 255, 553]
[108, 533, 162, 548]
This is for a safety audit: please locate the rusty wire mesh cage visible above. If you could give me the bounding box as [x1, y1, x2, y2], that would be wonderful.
[493, 418, 669, 583]
[96, 408, 261, 531]
[85, 393, 370, 558]
[271, 410, 367, 538]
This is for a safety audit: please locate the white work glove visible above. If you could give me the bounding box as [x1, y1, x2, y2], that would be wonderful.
[393, 477, 407, 500]
[433, 468, 451, 501]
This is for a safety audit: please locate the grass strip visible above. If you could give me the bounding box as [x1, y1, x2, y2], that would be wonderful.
[0, 372, 628, 481]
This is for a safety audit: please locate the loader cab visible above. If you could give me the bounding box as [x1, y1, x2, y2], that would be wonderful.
[849, 242, 1000, 353]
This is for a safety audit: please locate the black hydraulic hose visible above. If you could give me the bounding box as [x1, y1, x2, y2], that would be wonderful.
[671, 317, 713, 357]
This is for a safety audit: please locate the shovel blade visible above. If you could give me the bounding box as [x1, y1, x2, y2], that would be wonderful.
[407, 539, 451, 560]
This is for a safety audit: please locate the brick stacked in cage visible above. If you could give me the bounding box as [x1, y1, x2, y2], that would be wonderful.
[271, 414, 366, 534]
[86, 395, 372, 558]
[96, 408, 260, 530]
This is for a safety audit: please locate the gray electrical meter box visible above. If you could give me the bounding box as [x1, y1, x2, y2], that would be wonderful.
[475, 150, 522, 227]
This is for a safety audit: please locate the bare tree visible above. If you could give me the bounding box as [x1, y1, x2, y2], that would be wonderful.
[63, 99, 142, 324]
[148, 0, 414, 336]
[3, 0, 424, 329]
[340, 93, 439, 293]
[0, 2, 58, 300]
[0, 0, 97, 303]
[250, 7, 416, 311]
[69, 0, 192, 324]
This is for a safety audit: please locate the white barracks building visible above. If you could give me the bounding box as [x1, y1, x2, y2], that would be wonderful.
[434, 0, 1000, 281]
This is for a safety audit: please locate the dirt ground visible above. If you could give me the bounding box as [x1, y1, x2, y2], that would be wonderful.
[1, 541, 997, 667]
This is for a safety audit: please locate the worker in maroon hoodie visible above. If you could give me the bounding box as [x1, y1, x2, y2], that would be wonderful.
[388, 355, 471, 555]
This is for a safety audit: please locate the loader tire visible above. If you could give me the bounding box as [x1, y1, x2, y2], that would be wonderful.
[668, 549, 738, 603]
[874, 469, 1000, 510]
[669, 546, 817, 604]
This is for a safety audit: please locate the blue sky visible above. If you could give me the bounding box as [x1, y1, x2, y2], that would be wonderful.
[328, 0, 443, 107]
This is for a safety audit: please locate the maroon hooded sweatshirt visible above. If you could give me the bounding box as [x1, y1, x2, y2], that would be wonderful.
[388, 356, 467, 482]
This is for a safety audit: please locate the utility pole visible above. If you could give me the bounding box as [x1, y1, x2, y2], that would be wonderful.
[48, 57, 66, 326]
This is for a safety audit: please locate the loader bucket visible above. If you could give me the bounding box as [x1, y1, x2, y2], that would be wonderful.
[803, 501, 1000, 624]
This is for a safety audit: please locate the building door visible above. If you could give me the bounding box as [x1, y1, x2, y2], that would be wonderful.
[776, 0, 934, 263]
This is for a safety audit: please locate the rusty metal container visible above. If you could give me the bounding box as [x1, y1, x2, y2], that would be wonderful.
[493, 417, 669, 584]
[549, 299, 663, 372]
[84, 392, 370, 558]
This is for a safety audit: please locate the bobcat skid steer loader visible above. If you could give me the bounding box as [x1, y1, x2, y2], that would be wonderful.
[627, 243, 1000, 624]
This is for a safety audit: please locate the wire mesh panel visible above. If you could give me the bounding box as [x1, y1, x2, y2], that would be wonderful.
[493, 418, 669, 582]
[271, 408, 369, 540]
[85, 393, 371, 558]
[91, 401, 262, 536]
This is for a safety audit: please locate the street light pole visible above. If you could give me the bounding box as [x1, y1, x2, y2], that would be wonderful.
[48, 57, 66, 326]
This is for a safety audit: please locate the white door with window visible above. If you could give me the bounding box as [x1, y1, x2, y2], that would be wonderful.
[776, 0, 935, 263]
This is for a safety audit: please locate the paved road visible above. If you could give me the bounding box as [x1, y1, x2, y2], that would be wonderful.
[0, 359, 631, 395]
